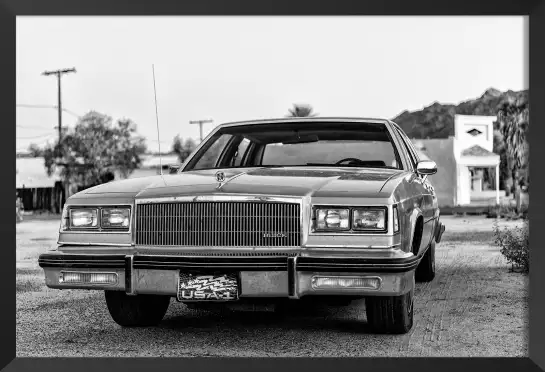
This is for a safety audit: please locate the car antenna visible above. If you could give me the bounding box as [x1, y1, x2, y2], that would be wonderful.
[152, 64, 163, 176]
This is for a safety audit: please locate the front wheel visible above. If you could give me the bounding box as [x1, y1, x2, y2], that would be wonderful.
[104, 291, 171, 327]
[365, 290, 414, 334]
[415, 240, 436, 282]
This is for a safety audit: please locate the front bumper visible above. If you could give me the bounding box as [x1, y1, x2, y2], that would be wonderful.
[39, 253, 418, 298]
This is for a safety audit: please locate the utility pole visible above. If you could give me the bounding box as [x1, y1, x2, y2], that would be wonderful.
[41, 67, 77, 148]
[189, 119, 213, 142]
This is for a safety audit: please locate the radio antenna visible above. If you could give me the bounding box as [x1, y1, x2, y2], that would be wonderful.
[152, 64, 163, 175]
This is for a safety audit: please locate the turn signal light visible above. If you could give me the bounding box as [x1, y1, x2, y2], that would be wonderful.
[311, 276, 381, 290]
[59, 272, 118, 285]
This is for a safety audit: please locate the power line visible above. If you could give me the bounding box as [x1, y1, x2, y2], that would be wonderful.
[17, 104, 80, 117]
[16, 133, 56, 140]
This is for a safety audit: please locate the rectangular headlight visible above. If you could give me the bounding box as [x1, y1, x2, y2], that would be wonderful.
[352, 208, 386, 231]
[69, 208, 98, 228]
[101, 208, 131, 229]
[315, 208, 350, 231]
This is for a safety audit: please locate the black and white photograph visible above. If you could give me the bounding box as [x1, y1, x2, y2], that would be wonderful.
[15, 16, 529, 358]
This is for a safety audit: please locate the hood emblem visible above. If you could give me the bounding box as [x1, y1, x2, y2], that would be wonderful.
[215, 171, 226, 183]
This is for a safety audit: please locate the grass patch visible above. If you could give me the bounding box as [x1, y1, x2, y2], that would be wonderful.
[16, 268, 45, 293]
[441, 230, 495, 243]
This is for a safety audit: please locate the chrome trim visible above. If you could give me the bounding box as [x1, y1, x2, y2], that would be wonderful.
[310, 275, 382, 290]
[303, 243, 402, 249]
[136, 195, 302, 204]
[57, 242, 133, 247]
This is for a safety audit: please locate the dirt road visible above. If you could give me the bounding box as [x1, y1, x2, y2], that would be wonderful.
[16, 216, 528, 357]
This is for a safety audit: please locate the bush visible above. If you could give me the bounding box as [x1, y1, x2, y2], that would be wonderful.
[493, 218, 529, 273]
[488, 202, 528, 220]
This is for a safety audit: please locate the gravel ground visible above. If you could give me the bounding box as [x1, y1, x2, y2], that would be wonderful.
[16, 216, 528, 357]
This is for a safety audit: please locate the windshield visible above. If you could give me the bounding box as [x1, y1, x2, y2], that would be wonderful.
[184, 122, 402, 171]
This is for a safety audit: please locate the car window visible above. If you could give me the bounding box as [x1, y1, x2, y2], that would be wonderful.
[191, 134, 233, 170]
[185, 122, 403, 171]
[231, 138, 251, 167]
[261, 140, 400, 168]
[395, 128, 418, 169]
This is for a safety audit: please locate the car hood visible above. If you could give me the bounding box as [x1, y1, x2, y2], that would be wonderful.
[77, 167, 403, 200]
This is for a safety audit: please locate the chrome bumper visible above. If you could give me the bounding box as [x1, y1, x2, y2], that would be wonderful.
[39, 253, 417, 298]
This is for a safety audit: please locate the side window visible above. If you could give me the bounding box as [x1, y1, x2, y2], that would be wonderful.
[192, 134, 233, 170]
[226, 137, 252, 167]
[234, 138, 251, 166]
[395, 128, 418, 169]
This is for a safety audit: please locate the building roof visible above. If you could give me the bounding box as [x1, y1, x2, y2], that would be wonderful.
[461, 145, 498, 157]
[140, 154, 180, 168]
[16, 157, 60, 189]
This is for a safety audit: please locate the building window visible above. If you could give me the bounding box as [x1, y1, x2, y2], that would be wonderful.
[467, 128, 483, 136]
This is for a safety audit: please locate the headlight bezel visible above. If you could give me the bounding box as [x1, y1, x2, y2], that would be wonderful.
[61, 205, 132, 233]
[312, 205, 390, 234]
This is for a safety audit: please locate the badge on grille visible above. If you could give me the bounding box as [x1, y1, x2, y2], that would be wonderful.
[263, 232, 287, 238]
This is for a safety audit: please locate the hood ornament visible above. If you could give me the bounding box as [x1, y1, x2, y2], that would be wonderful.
[214, 170, 247, 190]
[215, 171, 226, 183]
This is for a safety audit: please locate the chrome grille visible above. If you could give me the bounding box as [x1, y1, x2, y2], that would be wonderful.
[135, 202, 301, 247]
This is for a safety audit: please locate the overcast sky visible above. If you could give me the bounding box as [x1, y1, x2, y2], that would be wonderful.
[16, 16, 527, 153]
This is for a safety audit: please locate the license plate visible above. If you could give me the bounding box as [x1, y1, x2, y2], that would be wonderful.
[177, 272, 239, 302]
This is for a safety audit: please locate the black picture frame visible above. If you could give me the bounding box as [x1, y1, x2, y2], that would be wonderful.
[3, 1, 543, 371]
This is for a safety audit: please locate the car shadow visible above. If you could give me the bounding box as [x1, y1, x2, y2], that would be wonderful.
[159, 300, 376, 334]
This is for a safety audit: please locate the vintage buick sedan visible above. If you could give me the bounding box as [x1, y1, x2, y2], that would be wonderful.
[39, 117, 445, 334]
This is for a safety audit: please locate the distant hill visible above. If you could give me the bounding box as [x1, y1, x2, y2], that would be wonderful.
[392, 88, 528, 139]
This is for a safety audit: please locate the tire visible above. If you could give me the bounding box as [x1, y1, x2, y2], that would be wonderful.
[415, 240, 436, 282]
[104, 291, 171, 327]
[365, 290, 414, 334]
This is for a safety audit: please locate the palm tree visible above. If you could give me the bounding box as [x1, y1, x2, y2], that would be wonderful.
[286, 104, 317, 117]
[497, 98, 529, 213]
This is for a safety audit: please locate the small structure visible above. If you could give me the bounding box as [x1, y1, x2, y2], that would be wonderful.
[412, 114, 501, 207]
[16, 156, 65, 213]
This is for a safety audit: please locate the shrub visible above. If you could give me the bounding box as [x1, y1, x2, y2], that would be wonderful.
[493, 218, 529, 273]
[488, 202, 528, 220]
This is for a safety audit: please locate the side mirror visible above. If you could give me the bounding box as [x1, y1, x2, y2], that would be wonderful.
[168, 164, 181, 174]
[416, 160, 437, 176]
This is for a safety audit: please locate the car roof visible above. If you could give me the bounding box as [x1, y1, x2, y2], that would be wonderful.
[218, 117, 393, 128]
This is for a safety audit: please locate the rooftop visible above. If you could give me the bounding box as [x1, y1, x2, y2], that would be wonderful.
[461, 145, 498, 157]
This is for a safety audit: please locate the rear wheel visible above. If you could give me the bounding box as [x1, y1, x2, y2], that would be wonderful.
[365, 290, 414, 334]
[104, 291, 171, 327]
[416, 240, 436, 282]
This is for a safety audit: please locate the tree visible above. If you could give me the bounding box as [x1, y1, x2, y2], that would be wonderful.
[28, 143, 45, 157]
[287, 103, 317, 117]
[42, 111, 147, 199]
[172, 135, 198, 163]
[497, 98, 529, 212]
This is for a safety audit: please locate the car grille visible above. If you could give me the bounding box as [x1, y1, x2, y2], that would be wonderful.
[135, 201, 301, 247]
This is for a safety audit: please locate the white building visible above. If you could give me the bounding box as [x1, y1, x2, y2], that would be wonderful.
[413, 114, 501, 207]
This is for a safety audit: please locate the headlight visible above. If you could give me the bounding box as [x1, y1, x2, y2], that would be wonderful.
[69, 208, 98, 228]
[101, 208, 131, 229]
[315, 208, 350, 231]
[61, 205, 132, 231]
[352, 208, 386, 231]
